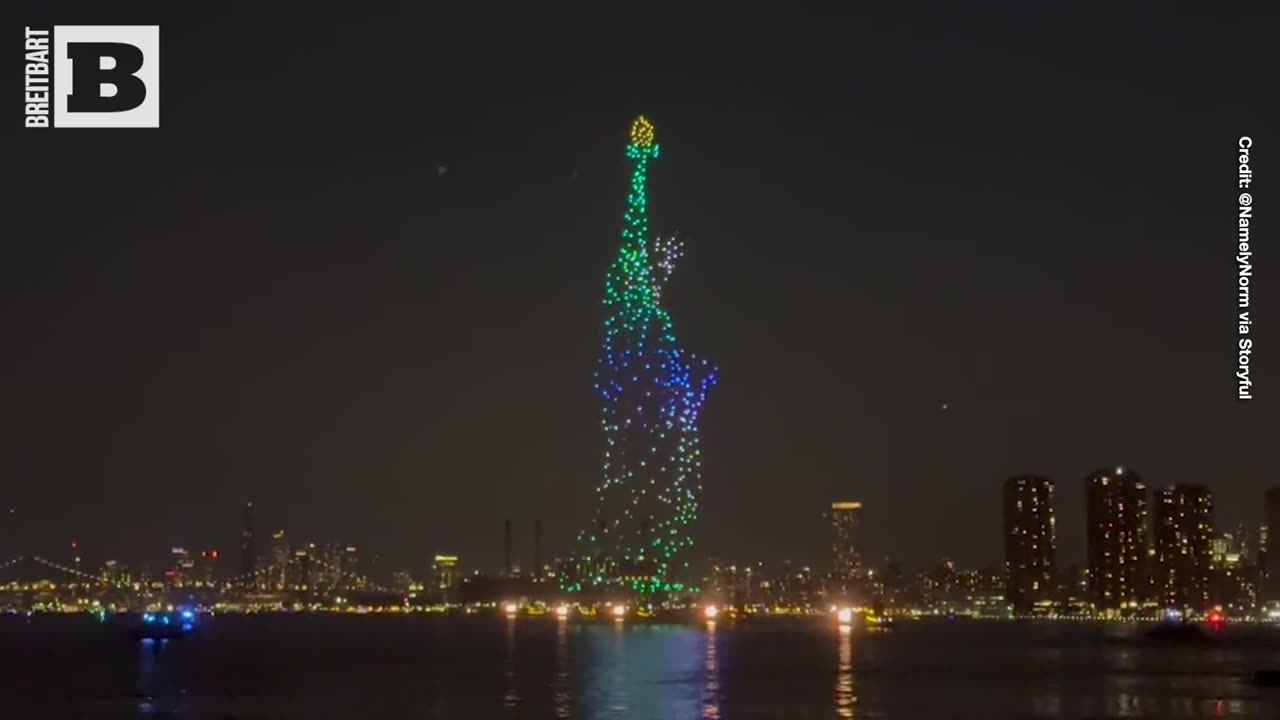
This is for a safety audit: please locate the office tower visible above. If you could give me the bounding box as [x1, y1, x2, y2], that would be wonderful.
[1209, 529, 1251, 610]
[101, 559, 129, 585]
[533, 519, 543, 580]
[1210, 533, 1233, 566]
[1260, 520, 1271, 609]
[831, 502, 863, 578]
[1002, 475, 1057, 610]
[291, 547, 313, 591]
[391, 570, 414, 594]
[1260, 524, 1270, 581]
[1085, 467, 1148, 611]
[1265, 489, 1280, 602]
[270, 530, 289, 590]
[196, 550, 219, 585]
[433, 554, 460, 600]
[314, 543, 341, 589]
[1234, 523, 1251, 560]
[341, 546, 360, 590]
[504, 518, 513, 577]
[169, 546, 193, 587]
[240, 502, 256, 581]
[1152, 484, 1213, 611]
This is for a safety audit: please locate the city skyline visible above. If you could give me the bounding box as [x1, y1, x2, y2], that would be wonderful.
[4, 477, 1274, 620]
[7, 479, 1276, 590]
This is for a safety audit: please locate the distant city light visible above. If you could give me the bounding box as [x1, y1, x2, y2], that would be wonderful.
[503, 603, 518, 616]
[555, 605, 570, 619]
[704, 604, 719, 620]
[836, 607, 853, 625]
[612, 604, 626, 619]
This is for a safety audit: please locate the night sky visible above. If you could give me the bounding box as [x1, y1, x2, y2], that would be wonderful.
[5, 7, 1277, 577]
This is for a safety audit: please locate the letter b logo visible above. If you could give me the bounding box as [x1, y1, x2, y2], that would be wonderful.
[54, 26, 159, 128]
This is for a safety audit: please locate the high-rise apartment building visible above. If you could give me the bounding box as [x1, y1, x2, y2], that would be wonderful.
[1152, 484, 1213, 611]
[1002, 475, 1056, 610]
[1086, 467, 1148, 611]
[831, 502, 863, 578]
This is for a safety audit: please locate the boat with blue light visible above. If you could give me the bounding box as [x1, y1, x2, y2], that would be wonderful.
[132, 609, 199, 639]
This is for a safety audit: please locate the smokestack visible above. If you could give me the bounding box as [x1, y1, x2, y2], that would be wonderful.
[533, 519, 543, 580]
[503, 518, 513, 577]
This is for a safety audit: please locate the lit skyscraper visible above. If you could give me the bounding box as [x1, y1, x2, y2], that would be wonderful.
[240, 502, 256, 581]
[533, 519, 544, 580]
[315, 543, 343, 589]
[292, 547, 312, 592]
[168, 546, 193, 588]
[1085, 467, 1148, 611]
[503, 518, 513, 577]
[196, 550, 219, 585]
[1002, 475, 1056, 610]
[341, 546, 360, 590]
[1260, 523, 1270, 587]
[1153, 484, 1213, 611]
[831, 502, 863, 578]
[270, 529, 289, 590]
[1233, 523, 1251, 560]
[433, 554, 460, 601]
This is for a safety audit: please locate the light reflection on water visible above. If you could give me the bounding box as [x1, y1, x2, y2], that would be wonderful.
[702, 621, 720, 719]
[503, 616, 519, 709]
[579, 622, 711, 719]
[136, 637, 157, 716]
[3, 616, 1278, 719]
[836, 624, 855, 718]
[554, 620, 571, 718]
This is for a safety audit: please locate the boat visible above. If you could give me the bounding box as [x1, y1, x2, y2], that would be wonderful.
[1255, 670, 1280, 686]
[1143, 621, 1213, 643]
[132, 609, 198, 640]
[864, 613, 898, 630]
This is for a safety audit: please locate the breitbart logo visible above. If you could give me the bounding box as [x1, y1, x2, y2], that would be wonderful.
[24, 25, 159, 128]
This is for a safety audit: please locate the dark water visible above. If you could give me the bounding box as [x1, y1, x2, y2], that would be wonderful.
[2, 615, 1279, 719]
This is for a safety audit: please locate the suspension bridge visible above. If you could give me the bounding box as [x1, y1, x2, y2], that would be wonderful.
[0, 552, 394, 600]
